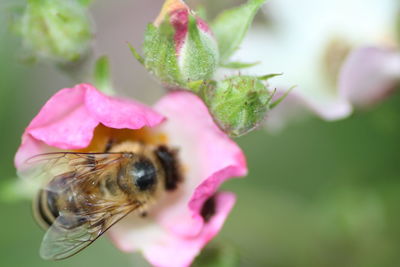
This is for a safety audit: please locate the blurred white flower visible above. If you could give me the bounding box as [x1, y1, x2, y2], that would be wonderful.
[228, 0, 400, 129]
[339, 46, 400, 107]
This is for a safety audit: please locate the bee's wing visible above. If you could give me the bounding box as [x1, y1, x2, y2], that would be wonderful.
[21, 152, 139, 260]
[40, 203, 140, 260]
[21, 152, 130, 193]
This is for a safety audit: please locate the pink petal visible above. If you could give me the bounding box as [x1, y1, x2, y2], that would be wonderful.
[84, 85, 164, 129]
[26, 85, 98, 150]
[14, 136, 57, 169]
[171, 9, 190, 53]
[15, 84, 164, 167]
[170, 9, 213, 54]
[296, 90, 353, 121]
[339, 46, 400, 107]
[152, 91, 247, 237]
[109, 192, 236, 267]
[264, 90, 309, 131]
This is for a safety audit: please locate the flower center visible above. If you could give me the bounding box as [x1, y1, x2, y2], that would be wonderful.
[73, 124, 183, 193]
[321, 37, 352, 87]
[74, 124, 168, 153]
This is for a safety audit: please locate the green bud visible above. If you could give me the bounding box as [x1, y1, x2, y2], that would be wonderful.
[132, 0, 219, 89]
[202, 76, 274, 137]
[15, 0, 93, 64]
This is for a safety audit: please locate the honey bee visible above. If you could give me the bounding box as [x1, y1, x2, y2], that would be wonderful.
[24, 140, 182, 260]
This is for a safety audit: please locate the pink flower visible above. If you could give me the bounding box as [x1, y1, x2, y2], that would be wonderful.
[15, 84, 247, 267]
[338, 46, 400, 108]
[230, 0, 399, 130]
[264, 45, 400, 131]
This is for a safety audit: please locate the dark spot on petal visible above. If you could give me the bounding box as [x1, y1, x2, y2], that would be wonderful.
[201, 195, 217, 223]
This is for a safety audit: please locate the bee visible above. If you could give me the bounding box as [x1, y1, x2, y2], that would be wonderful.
[24, 140, 182, 260]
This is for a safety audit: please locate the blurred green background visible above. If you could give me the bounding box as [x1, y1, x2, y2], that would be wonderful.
[1, 0, 400, 266]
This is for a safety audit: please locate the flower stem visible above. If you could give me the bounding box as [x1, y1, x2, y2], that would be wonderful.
[93, 55, 116, 95]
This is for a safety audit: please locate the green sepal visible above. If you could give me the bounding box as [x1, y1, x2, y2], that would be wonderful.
[221, 61, 260, 69]
[128, 43, 144, 65]
[259, 73, 283, 81]
[179, 14, 219, 82]
[143, 23, 183, 87]
[212, 0, 267, 63]
[270, 86, 295, 109]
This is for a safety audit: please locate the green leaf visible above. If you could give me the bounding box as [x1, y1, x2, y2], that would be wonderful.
[93, 55, 114, 95]
[179, 15, 219, 82]
[221, 61, 260, 69]
[211, 0, 267, 63]
[270, 86, 295, 109]
[128, 43, 144, 65]
[143, 23, 182, 86]
[258, 72, 283, 80]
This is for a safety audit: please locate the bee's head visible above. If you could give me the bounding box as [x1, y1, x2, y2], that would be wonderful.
[130, 157, 157, 191]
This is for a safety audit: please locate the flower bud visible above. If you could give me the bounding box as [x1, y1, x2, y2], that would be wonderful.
[202, 76, 274, 137]
[15, 0, 92, 64]
[142, 0, 219, 88]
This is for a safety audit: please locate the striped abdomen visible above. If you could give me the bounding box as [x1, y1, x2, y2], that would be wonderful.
[33, 168, 130, 230]
[33, 171, 89, 230]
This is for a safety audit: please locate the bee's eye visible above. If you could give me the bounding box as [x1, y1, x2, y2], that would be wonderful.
[131, 159, 157, 191]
